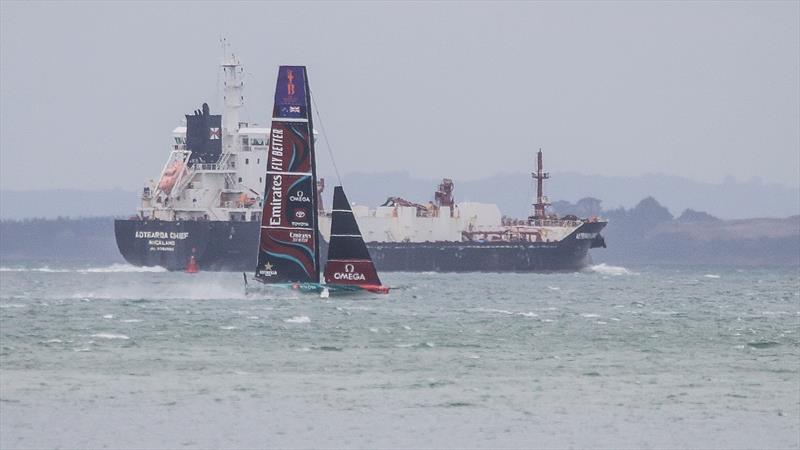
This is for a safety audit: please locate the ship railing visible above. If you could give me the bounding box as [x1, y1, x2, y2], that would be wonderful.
[171, 145, 231, 194]
[241, 144, 267, 152]
[528, 219, 581, 228]
[194, 163, 221, 171]
[193, 152, 236, 172]
[193, 163, 235, 172]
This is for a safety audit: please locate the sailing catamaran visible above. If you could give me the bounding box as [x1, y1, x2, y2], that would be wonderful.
[248, 65, 388, 295]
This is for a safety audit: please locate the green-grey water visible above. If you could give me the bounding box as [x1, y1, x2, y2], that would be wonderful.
[1, 263, 798, 448]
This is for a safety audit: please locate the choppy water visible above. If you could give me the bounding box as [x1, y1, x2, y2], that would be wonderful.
[1, 263, 798, 449]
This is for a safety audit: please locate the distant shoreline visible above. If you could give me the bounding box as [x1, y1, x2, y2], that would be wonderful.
[1, 213, 797, 267]
[2, 171, 799, 221]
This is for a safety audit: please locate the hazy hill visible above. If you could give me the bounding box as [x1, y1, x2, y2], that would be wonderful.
[1, 197, 797, 267]
[0, 217, 123, 264]
[1, 172, 797, 220]
[551, 197, 800, 266]
[0, 189, 137, 220]
[339, 171, 798, 220]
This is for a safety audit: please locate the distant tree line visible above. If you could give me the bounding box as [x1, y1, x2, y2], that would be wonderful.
[0, 217, 123, 263]
[551, 197, 799, 266]
[1, 201, 798, 266]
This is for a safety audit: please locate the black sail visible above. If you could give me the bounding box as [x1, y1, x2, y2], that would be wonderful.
[254, 66, 320, 283]
[323, 186, 382, 287]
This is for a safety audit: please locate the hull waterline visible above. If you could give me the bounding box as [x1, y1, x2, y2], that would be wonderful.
[115, 219, 605, 273]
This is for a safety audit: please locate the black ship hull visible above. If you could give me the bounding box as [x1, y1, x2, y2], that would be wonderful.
[114, 220, 260, 272]
[114, 219, 606, 272]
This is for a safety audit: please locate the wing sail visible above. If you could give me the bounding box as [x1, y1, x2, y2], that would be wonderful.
[255, 66, 320, 283]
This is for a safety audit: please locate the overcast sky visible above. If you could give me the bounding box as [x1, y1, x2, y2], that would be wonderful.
[1, 1, 798, 191]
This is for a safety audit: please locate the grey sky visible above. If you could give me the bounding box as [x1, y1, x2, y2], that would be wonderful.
[1, 1, 798, 191]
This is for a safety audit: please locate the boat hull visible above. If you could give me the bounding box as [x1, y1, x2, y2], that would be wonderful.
[114, 219, 259, 271]
[368, 221, 607, 272]
[114, 219, 606, 272]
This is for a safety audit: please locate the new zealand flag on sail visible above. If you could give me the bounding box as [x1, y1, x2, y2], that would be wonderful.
[273, 66, 308, 119]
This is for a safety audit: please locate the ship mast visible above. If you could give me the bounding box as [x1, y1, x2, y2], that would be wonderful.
[531, 148, 550, 220]
[220, 42, 243, 153]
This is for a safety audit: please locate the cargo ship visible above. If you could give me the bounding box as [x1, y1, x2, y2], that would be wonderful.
[114, 55, 607, 272]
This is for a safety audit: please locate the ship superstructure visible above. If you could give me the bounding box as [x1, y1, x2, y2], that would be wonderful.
[137, 54, 268, 224]
[320, 150, 602, 245]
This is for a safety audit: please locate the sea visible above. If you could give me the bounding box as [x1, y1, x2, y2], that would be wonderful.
[0, 262, 798, 449]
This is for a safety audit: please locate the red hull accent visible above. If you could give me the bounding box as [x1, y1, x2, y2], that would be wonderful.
[360, 284, 390, 294]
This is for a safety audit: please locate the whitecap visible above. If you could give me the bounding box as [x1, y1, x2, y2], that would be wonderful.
[587, 263, 635, 276]
[1, 264, 164, 273]
[285, 316, 310, 324]
[121, 319, 142, 323]
[547, 286, 560, 291]
[517, 312, 538, 318]
[103, 314, 114, 319]
[81, 264, 167, 273]
[402, 325, 412, 330]
[472, 308, 514, 315]
[0, 304, 26, 308]
[369, 327, 379, 333]
[704, 274, 721, 279]
[339, 306, 372, 311]
[43, 339, 63, 344]
[219, 326, 239, 330]
[0, 266, 69, 273]
[90, 333, 130, 340]
[581, 313, 600, 318]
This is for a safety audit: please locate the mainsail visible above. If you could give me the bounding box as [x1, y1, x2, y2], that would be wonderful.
[255, 66, 320, 283]
[323, 186, 384, 289]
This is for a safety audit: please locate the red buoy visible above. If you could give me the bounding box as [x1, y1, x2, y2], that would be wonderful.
[185, 250, 199, 273]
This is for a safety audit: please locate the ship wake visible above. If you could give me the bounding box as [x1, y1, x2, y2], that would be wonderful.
[585, 263, 637, 276]
[0, 264, 167, 273]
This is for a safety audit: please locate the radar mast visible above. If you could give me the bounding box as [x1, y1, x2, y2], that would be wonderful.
[530, 148, 550, 220]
